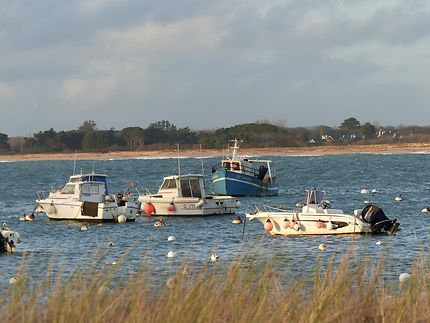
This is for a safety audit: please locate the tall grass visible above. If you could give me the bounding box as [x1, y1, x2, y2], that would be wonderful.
[2, 251, 430, 323]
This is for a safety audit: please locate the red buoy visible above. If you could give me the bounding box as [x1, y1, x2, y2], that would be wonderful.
[264, 219, 273, 232]
[144, 203, 155, 215]
[167, 203, 176, 212]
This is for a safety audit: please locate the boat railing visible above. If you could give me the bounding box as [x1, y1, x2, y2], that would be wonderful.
[36, 190, 50, 200]
[256, 205, 289, 212]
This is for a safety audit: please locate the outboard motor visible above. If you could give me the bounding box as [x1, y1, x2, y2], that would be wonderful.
[361, 204, 400, 234]
[0, 232, 5, 253]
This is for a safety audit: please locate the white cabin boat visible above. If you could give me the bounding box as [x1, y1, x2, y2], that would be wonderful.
[1, 223, 21, 253]
[246, 189, 400, 235]
[139, 174, 240, 216]
[35, 173, 139, 222]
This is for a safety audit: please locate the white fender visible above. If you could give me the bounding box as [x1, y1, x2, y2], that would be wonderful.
[195, 199, 204, 208]
[44, 203, 56, 214]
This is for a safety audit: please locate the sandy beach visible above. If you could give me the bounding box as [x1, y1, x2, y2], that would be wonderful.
[1, 142, 430, 161]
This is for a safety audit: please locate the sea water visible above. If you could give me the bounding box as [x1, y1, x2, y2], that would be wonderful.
[1, 153, 429, 287]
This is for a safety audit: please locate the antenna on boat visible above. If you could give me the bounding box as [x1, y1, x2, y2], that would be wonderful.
[200, 144, 205, 177]
[73, 151, 77, 175]
[92, 160, 96, 173]
[177, 143, 181, 176]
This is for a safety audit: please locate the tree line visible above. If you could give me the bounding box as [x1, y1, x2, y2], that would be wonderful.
[1, 117, 430, 154]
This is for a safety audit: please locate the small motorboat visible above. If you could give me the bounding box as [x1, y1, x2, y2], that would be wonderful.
[246, 188, 400, 236]
[139, 174, 240, 216]
[1, 223, 21, 253]
[35, 172, 139, 222]
[211, 139, 279, 197]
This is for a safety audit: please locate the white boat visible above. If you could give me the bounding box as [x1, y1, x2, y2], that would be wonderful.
[1, 223, 21, 253]
[139, 174, 240, 216]
[35, 172, 139, 222]
[246, 188, 400, 235]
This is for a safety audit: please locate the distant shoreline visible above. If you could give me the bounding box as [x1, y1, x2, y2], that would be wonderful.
[1, 142, 430, 161]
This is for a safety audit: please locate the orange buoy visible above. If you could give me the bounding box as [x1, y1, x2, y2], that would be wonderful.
[281, 219, 289, 229]
[144, 203, 155, 215]
[316, 220, 325, 229]
[167, 203, 176, 212]
[264, 219, 273, 231]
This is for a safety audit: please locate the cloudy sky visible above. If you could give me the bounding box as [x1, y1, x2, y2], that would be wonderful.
[0, 0, 429, 136]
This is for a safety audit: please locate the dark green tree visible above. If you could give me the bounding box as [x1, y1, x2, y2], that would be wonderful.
[361, 122, 377, 139]
[340, 117, 361, 131]
[0, 133, 10, 152]
[79, 120, 97, 151]
[119, 127, 145, 148]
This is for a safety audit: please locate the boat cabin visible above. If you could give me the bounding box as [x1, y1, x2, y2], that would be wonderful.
[157, 174, 206, 199]
[56, 173, 109, 203]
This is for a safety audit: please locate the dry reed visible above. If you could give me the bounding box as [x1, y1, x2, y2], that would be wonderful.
[1, 250, 429, 323]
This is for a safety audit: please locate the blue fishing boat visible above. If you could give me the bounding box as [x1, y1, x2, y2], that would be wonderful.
[211, 139, 279, 197]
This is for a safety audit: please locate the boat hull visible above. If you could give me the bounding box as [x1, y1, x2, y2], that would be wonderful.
[36, 200, 138, 222]
[212, 169, 279, 197]
[139, 196, 239, 216]
[247, 211, 373, 235]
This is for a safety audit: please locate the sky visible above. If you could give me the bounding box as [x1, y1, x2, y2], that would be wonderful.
[0, 0, 429, 136]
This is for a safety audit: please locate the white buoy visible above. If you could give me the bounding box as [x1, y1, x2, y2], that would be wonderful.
[9, 277, 18, 285]
[318, 243, 326, 251]
[353, 209, 360, 216]
[80, 224, 89, 231]
[210, 254, 219, 262]
[399, 273, 411, 282]
[167, 250, 176, 258]
[293, 223, 300, 231]
[232, 216, 242, 224]
[117, 214, 127, 224]
[376, 240, 382, 245]
[421, 207, 430, 213]
[361, 188, 369, 194]
[395, 195, 403, 202]
[371, 188, 377, 194]
[363, 200, 370, 204]
[167, 236, 176, 242]
[112, 261, 117, 265]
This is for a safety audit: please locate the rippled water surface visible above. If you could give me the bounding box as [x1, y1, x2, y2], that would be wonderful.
[1, 153, 430, 287]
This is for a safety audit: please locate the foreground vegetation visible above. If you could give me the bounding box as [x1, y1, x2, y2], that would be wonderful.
[2, 117, 430, 154]
[2, 252, 429, 323]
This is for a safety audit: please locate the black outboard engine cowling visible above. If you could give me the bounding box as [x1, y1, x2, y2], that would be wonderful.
[361, 204, 400, 234]
[0, 232, 5, 253]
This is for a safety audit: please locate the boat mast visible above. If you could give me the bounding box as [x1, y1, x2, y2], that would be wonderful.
[230, 139, 240, 160]
[200, 144, 205, 177]
[73, 151, 77, 175]
[177, 143, 181, 176]
[266, 161, 272, 182]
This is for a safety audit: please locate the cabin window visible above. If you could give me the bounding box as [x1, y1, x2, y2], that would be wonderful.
[81, 184, 90, 195]
[190, 179, 202, 198]
[180, 180, 192, 197]
[61, 184, 75, 194]
[161, 179, 177, 190]
[90, 185, 100, 195]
